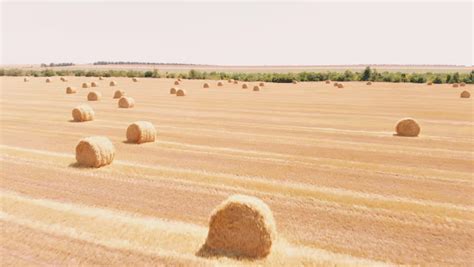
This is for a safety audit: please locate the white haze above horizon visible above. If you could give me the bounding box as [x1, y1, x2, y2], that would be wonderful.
[0, 1, 472, 66]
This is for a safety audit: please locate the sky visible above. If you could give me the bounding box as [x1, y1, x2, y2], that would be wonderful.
[0, 1, 472, 66]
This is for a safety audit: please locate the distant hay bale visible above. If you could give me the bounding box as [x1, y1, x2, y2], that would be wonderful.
[253, 85, 260, 91]
[242, 83, 248, 89]
[177, 78, 182, 82]
[174, 81, 180, 85]
[333, 82, 339, 87]
[113, 90, 126, 99]
[126, 121, 156, 144]
[75, 136, 115, 168]
[292, 80, 298, 84]
[176, 89, 186, 96]
[46, 78, 52, 83]
[337, 83, 344, 88]
[99, 76, 104, 80]
[427, 82, 433, 86]
[87, 91, 102, 101]
[203, 83, 210, 88]
[259, 82, 265, 87]
[395, 118, 420, 137]
[204, 194, 277, 258]
[460, 91, 470, 98]
[24, 77, 29, 82]
[452, 83, 459, 88]
[72, 105, 94, 122]
[234, 80, 238, 84]
[82, 82, 89, 88]
[66, 87, 77, 94]
[366, 81, 372, 85]
[460, 82, 466, 87]
[132, 77, 139, 82]
[325, 80, 331, 84]
[228, 79, 233, 83]
[217, 81, 223, 86]
[60, 77, 68, 82]
[91, 82, 98, 87]
[170, 87, 177, 94]
[110, 81, 117, 86]
[118, 96, 135, 108]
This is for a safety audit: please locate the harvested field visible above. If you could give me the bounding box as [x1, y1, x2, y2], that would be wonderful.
[0, 76, 473, 266]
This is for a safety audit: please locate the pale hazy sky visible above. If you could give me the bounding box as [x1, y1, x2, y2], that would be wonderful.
[1, 1, 472, 66]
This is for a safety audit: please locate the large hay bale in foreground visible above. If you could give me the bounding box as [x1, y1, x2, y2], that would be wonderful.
[204, 195, 277, 258]
[113, 90, 126, 99]
[259, 82, 265, 87]
[46, 78, 52, 83]
[110, 81, 117, 86]
[75, 136, 115, 168]
[460, 91, 470, 98]
[91, 82, 98, 87]
[118, 96, 135, 108]
[87, 91, 102, 101]
[72, 105, 94, 122]
[174, 80, 180, 85]
[126, 121, 156, 144]
[170, 87, 177, 94]
[82, 82, 89, 88]
[253, 85, 260, 91]
[453, 83, 459, 88]
[217, 81, 223, 86]
[176, 89, 186, 96]
[66, 87, 77, 94]
[203, 83, 210, 88]
[395, 118, 420, 137]
[242, 83, 248, 89]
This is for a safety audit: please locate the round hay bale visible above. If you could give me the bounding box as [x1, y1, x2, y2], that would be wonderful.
[204, 194, 277, 258]
[118, 96, 135, 108]
[203, 83, 210, 88]
[427, 82, 433, 86]
[234, 80, 238, 84]
[460, 82, 466, 87]
[242, 83, 248, 89]
[292, 80, 298, 84]
[337, 83, 344, 88]
[82, 82, 89, 88]
[99, 76, 104, 80]
[217, 81, 223, 86]
[367, 81, 372, 85]
[91, 82, 98, 87]
[75, 136, 115, 168]
[60, 77, 67, 82]
[176, 89, 186, 96]
[87, 91, 102, 101]
[228, 79, 233, 83]
[126, 121, 156, 144]
[170, 87, 177, 94]
[333, 82, 339, 87]
[72, 105, 94, 122]
[395, 118, 420, 137]
[259, 82, 265, 87]
[66, 86, 77, 94]
[453, 83, 459, 88]
[460, 91, 470, 98]
[132, 77, 139, 82]
[253, 85, 260, 91]
[325, 80, 331, 84]
[177, 78, 182, 82]
[113, 90, 126, 99]
[174, 80, 180, 85]
[46, 78, 52, 83]
[110, 81, 117, 86]
[24, 77, 29, 82]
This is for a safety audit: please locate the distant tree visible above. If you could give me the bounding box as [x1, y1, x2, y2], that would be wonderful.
[361, 66, 372, 81]
[452, 72, 460, 83]
[446, 74, 452, 83]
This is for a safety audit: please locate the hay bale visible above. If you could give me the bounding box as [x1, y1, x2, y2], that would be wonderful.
[113, 90, 126, 99]
[217, 81, 223, 86]
[60, 77, 67, 82]
[460, 82, 466, 87]
[75, 136, 115, 168]
[367, 81, 372, 85]
[460, 91, 470, 98]
[174, 80, 180, 85]
[132, 77, 139, 82]
[91, 82, 98, 87]
[24, 77, 29, 82]
[46, 78, 52, 83]
[203, 83, 210, 88]
[82, 82, 89, 88]
[427, 82, 433, 86]
[204, 194, 277, 258]
[253, 85, 260, 91]
[333, 82, 339, 87]
[292, 80, 298, 84]
[228, 79, 233, 83]
[110, 81, 117, 86]
[453, 83, 459, 88]
[259, 82, 265, 87]
[242, 83, 248, 89]
[66, 87, 77, 94]
[176, 89, 186, 96]
[234, 80, 239, 84]
[118, 96, 135, 108]
[337, 83, 344, 88]
[72, 105, 94, 122]
[177, 78, 182, 82]
[87, 91, 102, 101]
[170, 87, 177, 94]
[99, 76, 104, 80]
[325, 80, 331, 84]
[126, 121, 156, 144]
[395, 118, 420, 137]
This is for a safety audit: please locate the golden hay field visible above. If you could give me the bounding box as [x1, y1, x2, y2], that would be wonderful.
[0, 76, 473, 265]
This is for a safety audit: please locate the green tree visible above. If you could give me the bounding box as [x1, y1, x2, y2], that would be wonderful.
[361, 66, 372, 81]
